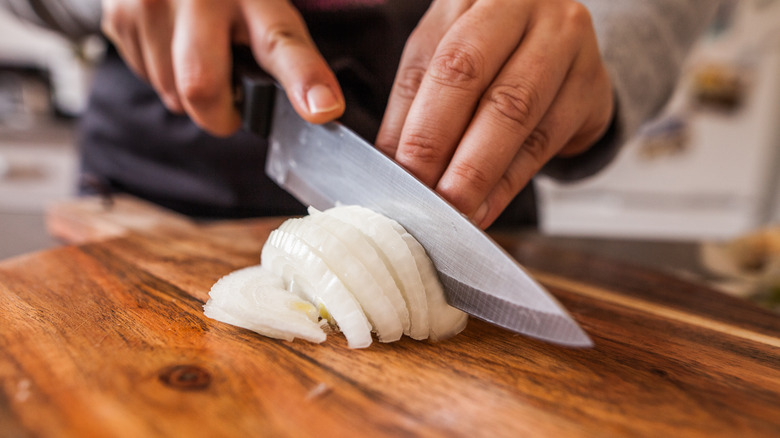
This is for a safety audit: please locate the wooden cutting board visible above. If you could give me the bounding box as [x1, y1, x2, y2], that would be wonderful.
[2, 195, 779, 437]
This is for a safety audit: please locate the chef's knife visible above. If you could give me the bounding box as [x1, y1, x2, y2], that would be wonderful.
[235, 53, 592, 347]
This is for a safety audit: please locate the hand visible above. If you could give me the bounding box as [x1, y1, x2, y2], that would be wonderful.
[376, 0, 614, 228]
[100, 0, 345, 136]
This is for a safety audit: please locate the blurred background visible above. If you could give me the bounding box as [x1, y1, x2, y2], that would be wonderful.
[0, 5, 97, 259]
[0, 0, 779, 307]
[537, 0, 780, 242]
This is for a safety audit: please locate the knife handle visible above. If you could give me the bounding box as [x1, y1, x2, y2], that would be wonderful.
[232, 45, 277, 139]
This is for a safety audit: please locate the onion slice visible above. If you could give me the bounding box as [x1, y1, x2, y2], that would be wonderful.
[278, 217, 405, 342]
[204, 265, 326, 343]
[204, 205, 468, 348]
[399, 231, 469, 341]
[305, 209, 411, 337]
[263, 227, 374, 348]
[317, 205, 430, 340]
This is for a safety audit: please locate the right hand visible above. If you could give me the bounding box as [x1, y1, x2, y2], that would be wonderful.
[101, 0, 345, 136]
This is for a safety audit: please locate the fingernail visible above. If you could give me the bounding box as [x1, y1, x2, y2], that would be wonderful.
[472, 202, 489, 227]
[306, 84, 341, 114]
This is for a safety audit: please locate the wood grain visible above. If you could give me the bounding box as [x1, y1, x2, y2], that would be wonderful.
[1, 196, 779, 437]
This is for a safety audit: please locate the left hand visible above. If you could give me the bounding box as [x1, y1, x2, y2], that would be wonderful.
[375, 0, 614, 228]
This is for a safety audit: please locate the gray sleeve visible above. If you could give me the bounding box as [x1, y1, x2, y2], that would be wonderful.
[543, 0, 722, 181]
[0, 0, 101, 40]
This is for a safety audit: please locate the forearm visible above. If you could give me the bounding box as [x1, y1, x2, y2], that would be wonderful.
[0, 0, 101, 40]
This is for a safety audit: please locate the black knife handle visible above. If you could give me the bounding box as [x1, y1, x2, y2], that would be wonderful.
[232, 45, 277, 138]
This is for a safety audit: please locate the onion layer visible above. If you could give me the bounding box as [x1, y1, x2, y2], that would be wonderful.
[204, 205, 468, 347]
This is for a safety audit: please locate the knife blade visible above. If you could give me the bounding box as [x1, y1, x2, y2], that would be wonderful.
[235, 56, 592, 347]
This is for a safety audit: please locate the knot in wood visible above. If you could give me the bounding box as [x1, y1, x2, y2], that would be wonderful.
[159, 365, 211, 391]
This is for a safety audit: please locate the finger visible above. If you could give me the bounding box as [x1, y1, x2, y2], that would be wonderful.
[555, 58, 613, 159]
[171, 1, 240, 136]
[375, 0, 471, 156]
[101, 2, 149, 81]
[136, 1, 183, 112]
[241, 0, 344, 124]
[392, 0, 533, 187]
[433, 2, 605, 223]
[469, 43, 613, 226]
[471, 81, 610, 229]
[434, 9, 582, 218]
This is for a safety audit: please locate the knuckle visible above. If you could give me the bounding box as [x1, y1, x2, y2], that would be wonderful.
[429, 43, 483, 88]
[399, 132, 446, 165]
[261, 23, 308, 55]
[485, 82, 540, 128]
[393, 64, 427, 100]
[177, 68, 220, 105]
[562, 2, 593, 33]
[520, 128, 552, 166]
[448, 161, 493, 194]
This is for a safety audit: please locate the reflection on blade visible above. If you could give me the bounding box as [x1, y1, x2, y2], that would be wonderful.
[265, 91, 592, 347]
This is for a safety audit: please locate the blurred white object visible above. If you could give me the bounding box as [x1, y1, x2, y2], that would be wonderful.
[0, 8, 98, 116]
[537, 0, 780, 241]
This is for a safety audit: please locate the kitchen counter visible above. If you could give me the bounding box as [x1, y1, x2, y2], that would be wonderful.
[1, 195, 778, 437]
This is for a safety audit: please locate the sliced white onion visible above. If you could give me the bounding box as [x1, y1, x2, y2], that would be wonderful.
[204, 265, 326, 343]
[278, 216, 405, 342]
[204, 205, 468, 348]
[317, 205, 430, 340]
[399, 231, 469, 341]
[305, 209, 411, 337]
[263, 226, 374, 348]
